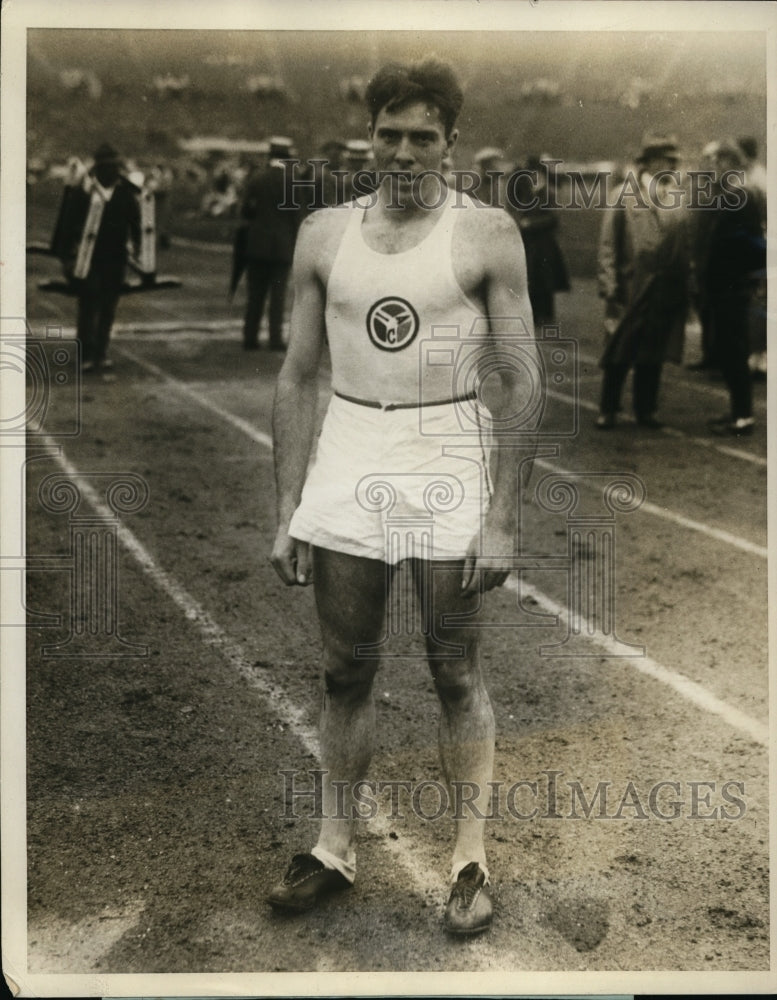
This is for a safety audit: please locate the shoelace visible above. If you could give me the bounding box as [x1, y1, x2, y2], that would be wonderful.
[285, 853, 322, 882]
[454, 863, 484, 906]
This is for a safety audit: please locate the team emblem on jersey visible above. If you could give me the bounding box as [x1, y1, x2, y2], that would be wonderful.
[366, 296, 420, 351]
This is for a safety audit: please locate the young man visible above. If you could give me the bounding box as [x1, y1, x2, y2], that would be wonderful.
[269, 60, 537, 936]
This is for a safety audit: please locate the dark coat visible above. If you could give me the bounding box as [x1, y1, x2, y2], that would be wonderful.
[241, 162, 302, 263]
[697, 189, 765, 298]
[56, 176, 141, 291]
[598, 183, 690, 367]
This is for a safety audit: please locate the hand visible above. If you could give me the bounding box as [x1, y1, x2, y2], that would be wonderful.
[603, 316, 619, 336]
[460, 523, 515, 597]
[270, 529, 313, 586]
[604, 298, 623, 334]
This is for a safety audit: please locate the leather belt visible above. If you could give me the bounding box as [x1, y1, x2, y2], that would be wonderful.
[333, 389, 477, 412]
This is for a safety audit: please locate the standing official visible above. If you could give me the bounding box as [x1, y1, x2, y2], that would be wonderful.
[595, 133, 690, 429]
[702, 141, 766, 436]
[507, 155, 570, 328]
[57, 143, 141, 375]
[240, 136, 301, 351]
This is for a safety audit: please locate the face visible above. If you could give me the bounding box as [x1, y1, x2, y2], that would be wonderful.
[94, 161, 120, 187]
[368, 100, 457, 183]
[643, 154, 678, 177]
[715, 152, 739, 174]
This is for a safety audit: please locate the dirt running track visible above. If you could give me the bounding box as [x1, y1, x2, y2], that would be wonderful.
[14, 236, 770, 988]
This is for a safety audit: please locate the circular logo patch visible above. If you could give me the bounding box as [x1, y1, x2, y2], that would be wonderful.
[366, 296, 420, 352]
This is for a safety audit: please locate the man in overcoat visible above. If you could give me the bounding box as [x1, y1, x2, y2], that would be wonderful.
[57, 142, 141, 374]
[240, 136, 302, 351]
[596, 134, 690, 429]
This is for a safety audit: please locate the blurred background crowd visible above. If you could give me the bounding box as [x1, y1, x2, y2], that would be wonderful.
[25, 29, 768, 429]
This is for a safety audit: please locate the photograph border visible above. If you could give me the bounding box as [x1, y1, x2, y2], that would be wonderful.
[2, 1, 776, 996]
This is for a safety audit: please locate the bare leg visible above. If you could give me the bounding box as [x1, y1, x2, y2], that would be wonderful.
[411, 559, 495, 876]
[312, 547, 394, 867]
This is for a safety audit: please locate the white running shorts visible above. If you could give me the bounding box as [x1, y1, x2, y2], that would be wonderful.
[288, 394, 493, 564]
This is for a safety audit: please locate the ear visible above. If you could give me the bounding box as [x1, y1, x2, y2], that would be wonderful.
[366, 120, 374, 141]
[446, 128, 459, 155]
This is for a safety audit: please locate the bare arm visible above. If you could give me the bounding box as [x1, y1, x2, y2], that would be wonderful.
[270, 212, 328, 585]
[462, 209, 539, 595]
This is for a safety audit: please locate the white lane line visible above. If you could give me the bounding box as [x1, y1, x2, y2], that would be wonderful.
[114, 325, 766, 469]
[505, 579, 768, 748]
[117, 347, 273, 450]
[36, 438, 481, 963]
[169, 235, 232, 254]
[39, 435, 313, 749]
[99, 327, 762, 468]
[27, 900, 146, 974]
[577, 348, 767, 411]
[546, 389, 767, 468]
[533, 458, 768, 560]
[115, 319, 242, 334]
[117, 330, 240, 342]
[44, 320, 243, 336]
[636, 500, 767, 559]
[118, 350, 767, 560]
[113, 356, 768, 748]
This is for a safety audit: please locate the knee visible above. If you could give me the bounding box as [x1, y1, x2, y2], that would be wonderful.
[322, 647, 377, 703]
[431, 660, 480, 708]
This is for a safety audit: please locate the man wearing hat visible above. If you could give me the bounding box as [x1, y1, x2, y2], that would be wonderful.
[596, 132, 690, 429]
[472, 147, 508, 207]
[307, 139, 347, 210]
[686, 140, 722, 373]
[239, 136, 302, 350]
[339, 139, 375, 205]
[57, 142, 141, 374]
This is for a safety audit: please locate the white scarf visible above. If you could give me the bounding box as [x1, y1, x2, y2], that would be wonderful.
[73, 177, 114, 279]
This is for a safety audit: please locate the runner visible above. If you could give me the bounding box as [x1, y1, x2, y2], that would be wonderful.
[269, 58, 538, 935]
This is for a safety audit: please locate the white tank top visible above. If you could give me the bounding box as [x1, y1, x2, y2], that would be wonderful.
[324, 190, 483, 403]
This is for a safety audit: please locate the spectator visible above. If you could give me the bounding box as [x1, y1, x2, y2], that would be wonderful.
[56, 142, 141, 377]
[201, 165, 239, 218]
[472, 147, 508, 207]
[310, 139, 347, 210]
[147, 162, 175, 249]
[686, 140, 722, 373]
[506, 155, 570, 328]
[595, 133, 690, 429]
[702, 141, 766, 435]
[340, 139, 375, 204]
[240, 136, 302, 351]
[737, 136, 768, 381]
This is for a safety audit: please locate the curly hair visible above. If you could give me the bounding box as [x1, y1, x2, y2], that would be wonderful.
[365, 59, 464, 137]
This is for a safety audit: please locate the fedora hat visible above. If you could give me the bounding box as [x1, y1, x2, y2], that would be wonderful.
[637, 132, 680, 164]
[92, 142, 122, 165]
[473, 146, 505, 166]
[268, 135, 294, 158]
